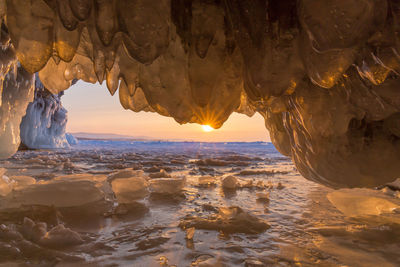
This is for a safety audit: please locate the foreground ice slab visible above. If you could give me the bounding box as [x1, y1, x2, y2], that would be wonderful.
[1, 180, 105, 208]
[1, 0, 400, 187]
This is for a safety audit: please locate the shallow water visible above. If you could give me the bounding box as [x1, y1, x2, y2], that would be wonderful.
[0, 141, 399, 266]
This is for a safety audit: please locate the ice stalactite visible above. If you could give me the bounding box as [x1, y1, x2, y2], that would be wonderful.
[19, 75, 75, 149]
[1, 0, 400, 187]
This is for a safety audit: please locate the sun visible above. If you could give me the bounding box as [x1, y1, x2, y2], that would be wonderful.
[201, 125, 214, 132]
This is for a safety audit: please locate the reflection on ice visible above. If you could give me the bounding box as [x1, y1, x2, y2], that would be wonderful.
[327, 188, 400, 217]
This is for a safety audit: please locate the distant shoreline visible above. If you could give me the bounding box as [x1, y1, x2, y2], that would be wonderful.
[76, 137, 269, 144]
[70, 132, 269, 143]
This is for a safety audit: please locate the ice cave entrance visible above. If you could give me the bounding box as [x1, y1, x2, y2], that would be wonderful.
[62, 81, 269, 143]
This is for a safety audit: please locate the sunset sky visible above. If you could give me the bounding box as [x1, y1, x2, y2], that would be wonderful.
[62, 82, 270, 142]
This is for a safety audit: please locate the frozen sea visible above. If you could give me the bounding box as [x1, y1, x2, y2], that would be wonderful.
[0, 140, 399, 266]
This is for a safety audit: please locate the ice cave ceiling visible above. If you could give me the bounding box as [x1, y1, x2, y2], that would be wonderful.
[1, 0, 400, 188]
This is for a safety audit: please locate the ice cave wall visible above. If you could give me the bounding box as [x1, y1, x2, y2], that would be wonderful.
[0, 0, 400, 188]
[0, 23, 34, 158]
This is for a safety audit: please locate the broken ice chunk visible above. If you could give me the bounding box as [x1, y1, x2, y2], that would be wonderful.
[39, 224, 84, 247]
[198, 176, 216, 187]
[186, 227, 195, 240]
[385, 178, 400, 191]
[256, 192, 270, 202]
[149, 177, 185, 194]
[21, 217, 83, 247]
[22, 217, 47, 243]
[0, 175, 14, 197]
[327, 189, 400, 217]
[148, 169, 171, 179]
[54, 173, 107, 183]
[108, 169, 146, 182]
[221, 175, 239, 189]
[276, 182, 285, 190]
[111, 177, 149, 203]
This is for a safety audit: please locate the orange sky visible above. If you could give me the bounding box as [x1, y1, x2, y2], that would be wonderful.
[62, 82, 270, 142]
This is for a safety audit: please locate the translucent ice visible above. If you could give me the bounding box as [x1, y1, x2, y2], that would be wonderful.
[149, 177, 185, 194]
[111, 177, 149, 203]
[2, 180, 104, 208]
[0, 174, 13, 197]
[0, 170, 36, 195]
[108, 169, 146, 181]
[9, 175, 36, 190]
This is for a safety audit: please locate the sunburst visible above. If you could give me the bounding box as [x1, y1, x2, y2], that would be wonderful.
[201, 125, 214, 132]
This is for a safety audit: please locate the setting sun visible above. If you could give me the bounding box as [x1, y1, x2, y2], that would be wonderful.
[201, 125, 214, 132]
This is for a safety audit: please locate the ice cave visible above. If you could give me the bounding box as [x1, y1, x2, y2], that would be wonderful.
[0, 0, 400, 266]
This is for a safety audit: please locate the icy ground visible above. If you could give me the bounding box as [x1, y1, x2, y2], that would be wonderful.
[0, 141, 399, 266]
